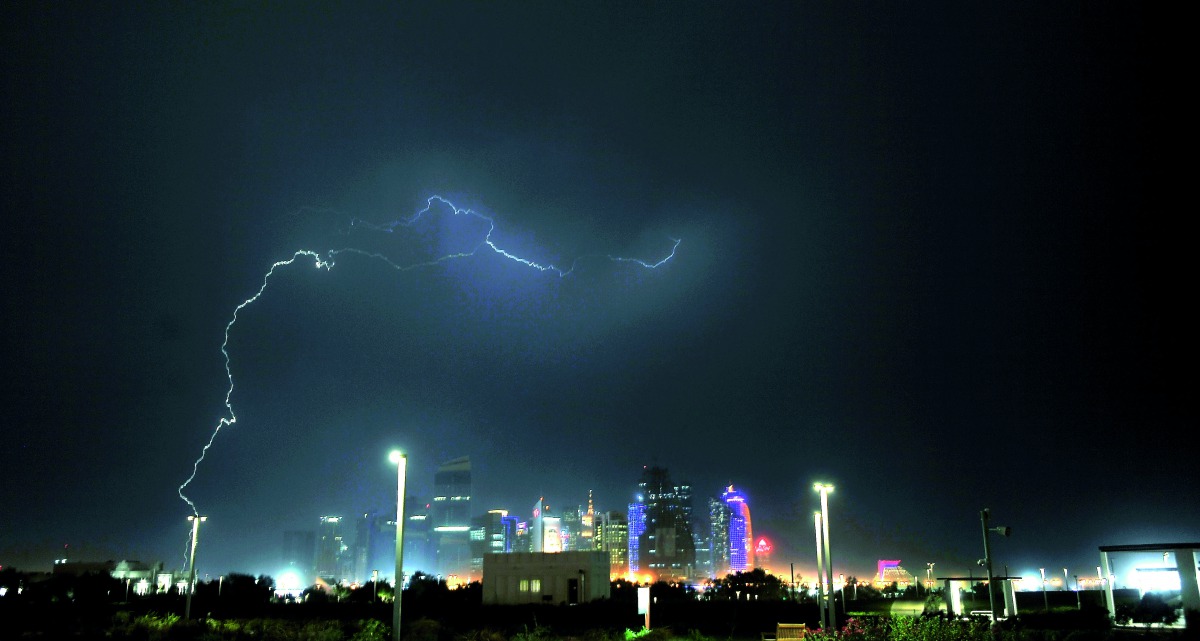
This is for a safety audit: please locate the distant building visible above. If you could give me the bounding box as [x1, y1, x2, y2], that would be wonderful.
[579, 491, 596, 551]
[561, 505, 582, 551]
[316, 516, 349, 583]
[530, 497, 563, 553]
[627, 500, 646, 573]
[635, 466, 696, 581]
[111, 560, 164, 596]
[708, 496, 730, 576]
[482, 551, 609, 605]
[403, 500, 433, 578]
[875, 559, 913, 588]
[353, 511, 396, 584]
[595, 510, 629, 577]
[470, 509, 513, 576]
[431, 457, 472, 580]
[283, 530, 316, 582]
[722, 485, 755, 573]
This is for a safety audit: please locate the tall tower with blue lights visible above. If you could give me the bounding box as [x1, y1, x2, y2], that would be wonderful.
[627, 499, 646, 574]
[721, 485, 754, 573]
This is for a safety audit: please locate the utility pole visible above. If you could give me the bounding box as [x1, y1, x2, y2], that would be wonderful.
[979, 509, 1010, 623]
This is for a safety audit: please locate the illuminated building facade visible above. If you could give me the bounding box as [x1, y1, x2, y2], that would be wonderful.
[722, 485, 754, 573]
[627, 500, 646, 573]
[431, 457, 472, 580]
[709, 497, 730, 576]
[875, 559, 913, 588]
[561, 506, 581, 551]
[636, 466, 697, 580]
[580, 491, 596, 551]
[470, 509, 512, 576]
[530, 497, 564, 553]
[595, 509, 629, 577]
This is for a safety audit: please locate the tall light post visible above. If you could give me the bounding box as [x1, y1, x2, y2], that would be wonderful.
[813, 511, 826, 630]
[927, 562, 936, 594]
[389, 451, 407, 641]
[979, 508, 1011, 623]
[184, 514, 207, 620]
[814, 483, 835, 631]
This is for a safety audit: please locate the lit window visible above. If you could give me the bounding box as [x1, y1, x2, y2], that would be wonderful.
[519, 579, 529, 592]
[531, 579, 542, 593]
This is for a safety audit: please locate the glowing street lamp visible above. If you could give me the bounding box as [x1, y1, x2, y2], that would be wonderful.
[389, 450, 407, 641]
[927, 562, 936, 594]
[184, 514, 207, 620]
[814, 483, 835, 631]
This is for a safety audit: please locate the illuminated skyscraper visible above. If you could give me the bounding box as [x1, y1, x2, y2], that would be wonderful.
[531, 497, 562, 553]
[627, 500, 646, 573]
[722, 485, 754, 573]
[709, 496, 731, 576]
[635, 466, 697, 580]
[580, 490, 596, 551]
[431, 456, 472, 580]
[595, 510, 629, 577]
[469, 509, 512, 576]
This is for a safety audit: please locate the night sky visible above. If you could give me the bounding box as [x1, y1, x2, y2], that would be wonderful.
[3, 3, 1189, 583]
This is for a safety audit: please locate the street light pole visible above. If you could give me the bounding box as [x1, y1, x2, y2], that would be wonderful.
[815, 484, 835, 632]
[185, 515, 207, 620]
[390, 451, 407, 641]
[1040, 568, 1048, 611]
[927, 562, 935, 595]
[813, 511, 826, 630]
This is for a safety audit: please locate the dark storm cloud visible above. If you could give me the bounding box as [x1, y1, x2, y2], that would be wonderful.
[2, 1, 1189, 579]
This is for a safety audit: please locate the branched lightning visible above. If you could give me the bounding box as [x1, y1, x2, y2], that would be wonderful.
[176, 195, 679, 518]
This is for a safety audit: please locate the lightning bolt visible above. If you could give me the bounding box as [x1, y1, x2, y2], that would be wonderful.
[177, 195, 679, 518]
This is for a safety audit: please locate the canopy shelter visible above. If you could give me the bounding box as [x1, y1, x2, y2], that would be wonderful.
[1099, 542, 1200, 627]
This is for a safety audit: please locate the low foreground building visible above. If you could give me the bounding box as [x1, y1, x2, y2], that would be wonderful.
[482, 551, 609, 605]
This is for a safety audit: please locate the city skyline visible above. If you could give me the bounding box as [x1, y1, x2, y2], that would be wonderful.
[3, 1, 1189, 599]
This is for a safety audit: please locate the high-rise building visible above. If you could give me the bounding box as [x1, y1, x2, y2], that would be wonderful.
[627, 500, 646, 573]
[403, 500, 432, 579]
[580, 491, 596, 551]
[708, 496, 731, 576]
[354, 511, 396, 584]
[316, 516, 349, 583]
[636, 466, 697, 580]
[431, 457, 472, 580]
[595, 509, 629, 578]
[561, 505, 581, 552]
[469, 509, 513, 576]
[722, 485, 755, 573]
[530, 497, 562, 553]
